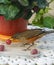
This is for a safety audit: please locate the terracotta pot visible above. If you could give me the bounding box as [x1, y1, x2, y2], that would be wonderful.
[0, 16, 28, 36]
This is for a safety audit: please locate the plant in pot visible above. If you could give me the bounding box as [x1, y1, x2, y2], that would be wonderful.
[0, 0, 50, 36]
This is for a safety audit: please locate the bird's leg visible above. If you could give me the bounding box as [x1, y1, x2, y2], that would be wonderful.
[24, 42, 34, 51]
[21, 42, 29, 47]
[19, 37, 29, 47]
[23, 42, 31, 46]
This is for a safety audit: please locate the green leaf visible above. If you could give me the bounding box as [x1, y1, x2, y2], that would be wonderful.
[5, 5, 20, 20]
[0, 5, 6, 15]
[33, 12, 43, 23]
[45, 7, 51, 13]
[32, 20, 44, 27]
[43, 16, 54, 28]
[0, 0, 11, 4]
[0, 4, 20, 20]
[39, 9, 44, 14]
[32, 13, 44, 27]
[18, 0, 29, 6]
[36, 0, 48, 8]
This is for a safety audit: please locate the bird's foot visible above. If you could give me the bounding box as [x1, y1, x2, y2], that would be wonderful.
[23, 42, 34, 51]
[20, 43, 29, 47]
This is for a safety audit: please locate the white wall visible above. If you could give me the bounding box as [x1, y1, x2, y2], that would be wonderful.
[48, 1, 54, 16]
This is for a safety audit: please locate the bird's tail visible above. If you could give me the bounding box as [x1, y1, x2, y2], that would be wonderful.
[42, 30, 54, 34]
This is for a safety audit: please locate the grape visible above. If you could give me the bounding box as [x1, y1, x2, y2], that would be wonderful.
[31, 49, 38, 55]
[6, 39, 12, 45]
[0, 45, 5, 51]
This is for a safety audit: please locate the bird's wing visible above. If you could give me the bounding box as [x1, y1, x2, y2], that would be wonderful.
[12, 29, 43, 39]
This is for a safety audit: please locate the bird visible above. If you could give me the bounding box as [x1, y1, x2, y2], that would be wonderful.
[11, 29, 54, 50]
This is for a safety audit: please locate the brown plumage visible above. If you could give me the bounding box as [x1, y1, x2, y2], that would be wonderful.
[12, 29, 43, 39]
[12, 29, 54, 50]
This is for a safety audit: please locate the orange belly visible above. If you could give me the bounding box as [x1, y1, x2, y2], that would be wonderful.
[0, 33, 45, 44]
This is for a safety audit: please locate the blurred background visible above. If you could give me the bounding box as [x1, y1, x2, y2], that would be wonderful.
[29, 1, 54, 24]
